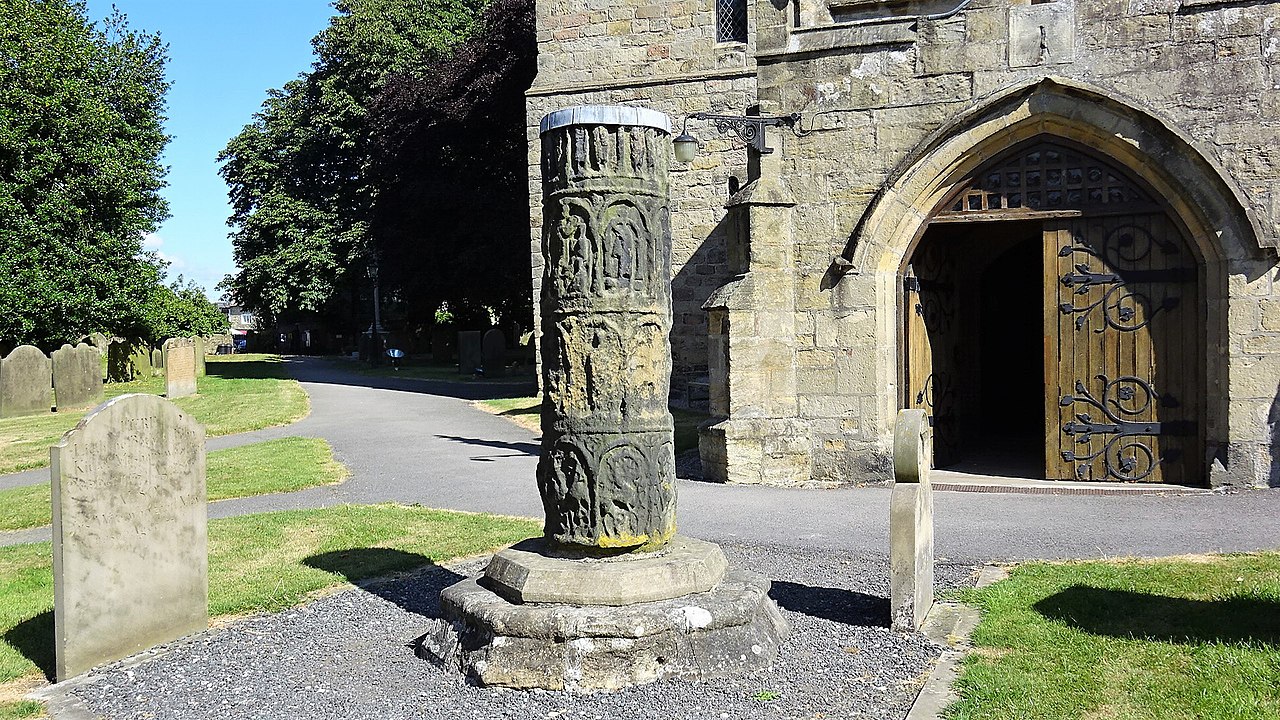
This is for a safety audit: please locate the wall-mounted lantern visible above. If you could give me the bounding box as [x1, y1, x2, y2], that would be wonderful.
[673, 112, 804, 161]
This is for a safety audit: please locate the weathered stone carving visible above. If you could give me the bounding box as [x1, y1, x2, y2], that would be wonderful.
[538, 108, 676, 550]
[52, 343, 103, 410]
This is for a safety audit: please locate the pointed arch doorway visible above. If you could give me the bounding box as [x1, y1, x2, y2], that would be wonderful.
[901, 137, 1203, 484]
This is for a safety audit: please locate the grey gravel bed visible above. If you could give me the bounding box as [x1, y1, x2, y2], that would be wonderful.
[59, 543, 975, 720]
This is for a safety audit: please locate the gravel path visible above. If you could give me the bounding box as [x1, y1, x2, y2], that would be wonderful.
[57, 543, 975, 720]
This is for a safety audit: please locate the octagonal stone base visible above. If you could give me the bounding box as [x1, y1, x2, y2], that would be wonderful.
[419, 559, 788, 692]
[484, 536, 728, 605]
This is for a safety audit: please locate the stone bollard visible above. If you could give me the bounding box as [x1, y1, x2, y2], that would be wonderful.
[890, 408, 934, 632]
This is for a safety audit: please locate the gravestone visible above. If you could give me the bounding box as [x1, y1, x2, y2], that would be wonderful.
[165, 338, 197, 398]
[194, 336, 206, 377]
[457, 330, 482, 375]
[151, 348, 164, 371]
[890, 408, 934, 632]
[0, 345, 52, 418]
[130, 344, 152, 378]
[86, 334, 110, 381]
[51, 394, 207, 681]
[481, 329, 506, 377]
[426, 106, 786, 691]
[52, 343, 103, 410]
[431, 328, 454, 363]
[106, 339, 137, 383]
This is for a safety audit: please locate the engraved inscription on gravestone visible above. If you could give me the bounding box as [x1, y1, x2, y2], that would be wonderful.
[51, 394, 208, 681]
[165, 338, 197, 398]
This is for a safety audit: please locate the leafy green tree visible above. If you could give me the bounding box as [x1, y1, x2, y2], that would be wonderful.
[140, 275, 230, 345]
[0, 0, 171, 349]
[219, 0, 488, 333]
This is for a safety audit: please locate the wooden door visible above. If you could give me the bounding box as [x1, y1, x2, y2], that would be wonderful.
[904, 242, 961, 467]
[1043, 215, 1200, 483]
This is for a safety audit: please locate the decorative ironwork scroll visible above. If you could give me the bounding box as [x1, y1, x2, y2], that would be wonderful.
[1059, 374, 1194, 481]
[1057, 225, 1194, 333]
[537, 107, 676, 550]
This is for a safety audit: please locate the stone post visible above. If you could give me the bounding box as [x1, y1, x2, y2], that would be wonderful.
[891, 408, 935, 632]
[536, 105, 677, 550]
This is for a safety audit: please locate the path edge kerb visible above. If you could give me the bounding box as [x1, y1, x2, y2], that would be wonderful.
[904, 565, 1008, 720]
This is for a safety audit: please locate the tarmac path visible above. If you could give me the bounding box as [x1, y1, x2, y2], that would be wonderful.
[3, 356, 1277, 562]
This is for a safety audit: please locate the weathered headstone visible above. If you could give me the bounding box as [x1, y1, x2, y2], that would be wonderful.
[129, 344, 152, 378]
[51, 394, 208, 681]
[457, 330, 482, 375]
[86, 333, 110, 381]
[151, 347, 164, 371]
[481, 329, 506, 377]
[52, 343, 103, 410]
[0, 345, 52, 418]
[431, 328, 454, 363]
[164, 338, 197, 398]
[428, 106, 786, 692]
[193, 336, 206, 377]
[106, 339, 136, 383]
[891, 408, 935, 632]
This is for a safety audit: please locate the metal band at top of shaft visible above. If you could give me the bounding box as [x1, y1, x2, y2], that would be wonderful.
[540, 106, 672, 136]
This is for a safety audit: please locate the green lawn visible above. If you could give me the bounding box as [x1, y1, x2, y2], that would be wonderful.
[0, 354, 308, 475]
[477, 395, 708, 454]
[0, 505, 538, 714]
[0, 437, 346, 532]
[950, 553, 1280, 720]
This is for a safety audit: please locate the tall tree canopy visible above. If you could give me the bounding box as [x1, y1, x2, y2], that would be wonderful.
[0, 0, 174, 349]
[220, 0, 536, 336]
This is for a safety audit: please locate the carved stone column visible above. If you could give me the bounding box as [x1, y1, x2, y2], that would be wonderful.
[536, 106, 677, 550]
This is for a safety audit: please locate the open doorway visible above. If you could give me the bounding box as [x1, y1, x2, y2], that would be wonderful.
[903, 221, 1045, 478]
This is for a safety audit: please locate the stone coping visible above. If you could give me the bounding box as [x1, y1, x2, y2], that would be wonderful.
[539, 105, 672, 135]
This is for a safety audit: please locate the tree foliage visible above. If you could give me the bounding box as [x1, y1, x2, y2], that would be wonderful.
[370, 0, 536, 329]
[0, 0, 173, 349]
[220, 0, 536, 336]
[219, 0, 492, 331]
[140, 275, 229, 346]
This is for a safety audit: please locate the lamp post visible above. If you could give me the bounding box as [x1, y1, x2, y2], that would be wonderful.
[364, 252, 387, 365]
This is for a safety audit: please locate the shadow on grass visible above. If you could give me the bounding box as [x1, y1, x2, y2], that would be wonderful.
[1034, 585, 1280, 645]
[770, 580, 890, 627]
[205, 359, 290, 380]
[303, 548, 465, 617]
[4, 610, 54, 681]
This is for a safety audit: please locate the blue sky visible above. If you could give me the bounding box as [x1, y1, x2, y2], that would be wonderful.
[84, 1, 336, 300]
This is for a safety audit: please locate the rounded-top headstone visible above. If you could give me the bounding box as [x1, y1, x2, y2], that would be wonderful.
[0, 344, 52, 418]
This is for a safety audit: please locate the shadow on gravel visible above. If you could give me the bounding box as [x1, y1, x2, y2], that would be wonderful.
[5, 610, 54, 680]
[769, 580, 890, 627]
[436, 434, 540, 457]
[282, 357, 537, 401]
[1035, 585, 1280, 646]
[304, 549, 465, 617]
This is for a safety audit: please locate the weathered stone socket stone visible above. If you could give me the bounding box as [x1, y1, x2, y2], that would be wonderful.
[537, 113, 676, 549]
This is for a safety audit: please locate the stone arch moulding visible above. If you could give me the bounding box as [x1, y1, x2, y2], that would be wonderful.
[842, 76, 1271, 276]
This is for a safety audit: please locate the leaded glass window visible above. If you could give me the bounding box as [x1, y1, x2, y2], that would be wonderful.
[716, 0, 747, 44]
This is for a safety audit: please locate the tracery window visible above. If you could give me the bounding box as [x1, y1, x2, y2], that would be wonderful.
[715, 0, 747, 43]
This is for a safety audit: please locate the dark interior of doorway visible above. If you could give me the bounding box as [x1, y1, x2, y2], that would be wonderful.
[912, 221, 1045, 479]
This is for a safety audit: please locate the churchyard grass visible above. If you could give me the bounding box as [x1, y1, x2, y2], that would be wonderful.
[0, 438, 345, 531]
[477, 396, 708, 454]
[950, 553, 1280, 719]
[0, 354, 307, 475]
[0, 505, 538, 713]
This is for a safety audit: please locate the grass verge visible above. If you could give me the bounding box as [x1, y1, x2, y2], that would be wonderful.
[0, 505, 538, 713]
[950, 553, 1280, 720]
[0, 437, 345, 532]
[0, 354, 308, 475]
[476, 396, 708, 454]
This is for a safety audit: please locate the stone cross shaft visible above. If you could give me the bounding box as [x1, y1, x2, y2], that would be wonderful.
[536, 106, 677, 550]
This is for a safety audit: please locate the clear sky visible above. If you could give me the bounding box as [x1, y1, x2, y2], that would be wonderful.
[84, 1, 336, 300]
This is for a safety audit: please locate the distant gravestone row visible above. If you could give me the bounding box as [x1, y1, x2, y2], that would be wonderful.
[52, 394, 208, 681]
[0, 344, 102, 418]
